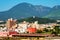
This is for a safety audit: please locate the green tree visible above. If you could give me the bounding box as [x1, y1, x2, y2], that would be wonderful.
[54, 26, 60, 34]
[36, 30, 42, 33]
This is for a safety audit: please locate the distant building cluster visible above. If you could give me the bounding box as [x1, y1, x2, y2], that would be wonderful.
[0, 18, 58, 37]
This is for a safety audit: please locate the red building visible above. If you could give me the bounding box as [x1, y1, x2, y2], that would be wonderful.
[0, 31, 19, 37]
[27, 27, 37, 33]
[9, 31, 18, 35]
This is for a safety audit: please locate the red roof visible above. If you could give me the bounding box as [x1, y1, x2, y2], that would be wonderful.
[9, 31, 18, 35]
[27, 27, 36, 33]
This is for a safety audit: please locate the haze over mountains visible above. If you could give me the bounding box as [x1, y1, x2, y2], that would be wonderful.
[44, 5, 60, 19]
[0, 2, 60, 20]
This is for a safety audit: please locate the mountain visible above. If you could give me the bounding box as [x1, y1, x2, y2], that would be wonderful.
[35, 5, 51, 17]
[44, 5, 60, 20]
[0, 2, 60, 20]
[0, 2, 51, 20]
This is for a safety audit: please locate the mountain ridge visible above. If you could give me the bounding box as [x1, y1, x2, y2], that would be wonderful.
[0, 2, 60, 20]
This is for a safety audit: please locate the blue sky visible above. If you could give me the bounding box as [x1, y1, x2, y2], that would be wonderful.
[0, 0, 60, 12]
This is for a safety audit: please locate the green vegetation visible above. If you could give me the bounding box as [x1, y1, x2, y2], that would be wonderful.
[36, 28, 53, 34]
[17, 17, 56, 24]
[0, 22, 6, 24]
[36, 25, 60, 35]
[54, 26, 60, 34]
[44, 8, 60, 19]
[36, 30, 42, 33]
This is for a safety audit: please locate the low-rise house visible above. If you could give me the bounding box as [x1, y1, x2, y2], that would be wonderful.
[27, 27, 37, 33]
[17, 21, 29, 33]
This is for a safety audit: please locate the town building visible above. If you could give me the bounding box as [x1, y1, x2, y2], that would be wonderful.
[16, 21, 29, 33]
[6, 18, 17, 31]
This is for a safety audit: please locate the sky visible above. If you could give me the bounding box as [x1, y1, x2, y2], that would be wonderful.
[0, 0, 60, 12]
